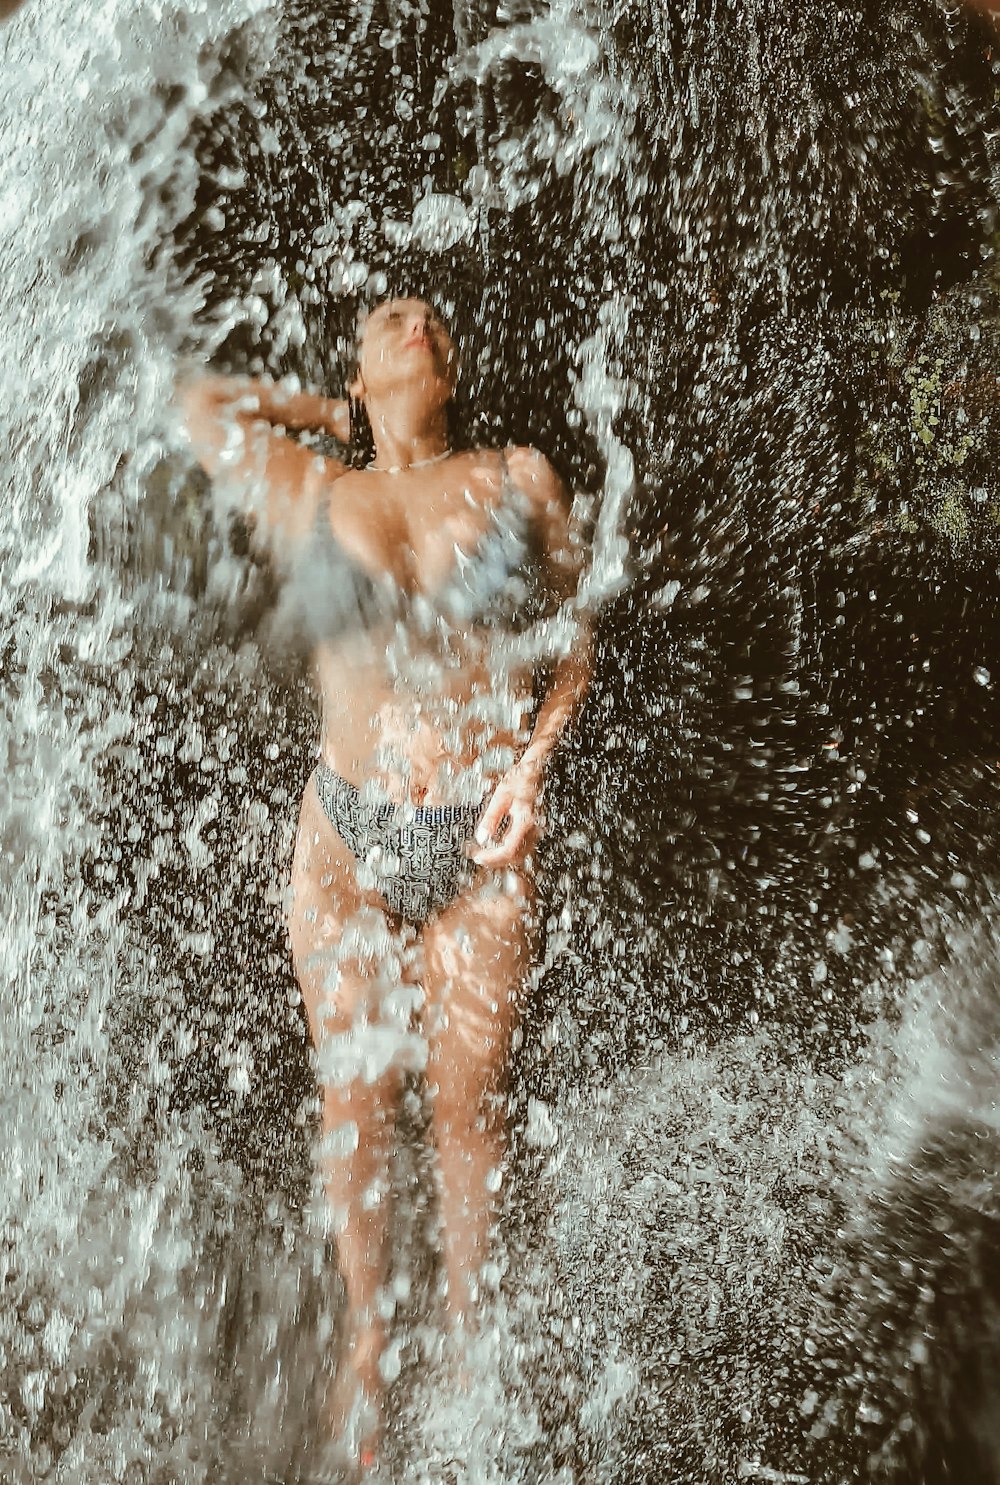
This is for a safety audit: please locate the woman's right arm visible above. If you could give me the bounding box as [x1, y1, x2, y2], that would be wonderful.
[176, 373, 351, 545]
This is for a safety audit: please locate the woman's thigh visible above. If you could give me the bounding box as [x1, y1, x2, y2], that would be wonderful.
[420, 869, 537, 1091]
[288, 777, 419, 1057]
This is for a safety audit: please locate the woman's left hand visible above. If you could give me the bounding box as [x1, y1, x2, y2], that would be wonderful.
[470, 756, 545, 869]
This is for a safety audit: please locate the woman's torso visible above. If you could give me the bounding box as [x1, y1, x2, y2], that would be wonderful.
[281, 449, 551, 806]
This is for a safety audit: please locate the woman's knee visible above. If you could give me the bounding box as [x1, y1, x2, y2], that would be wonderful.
[429, 1053, 508, 1137]
[317, 1014, 428, 1093]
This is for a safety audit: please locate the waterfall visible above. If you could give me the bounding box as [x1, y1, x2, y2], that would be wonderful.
[3, 0, 1000, 1480]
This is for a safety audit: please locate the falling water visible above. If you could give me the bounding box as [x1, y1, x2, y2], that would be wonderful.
[4, 0, 1000, 1481]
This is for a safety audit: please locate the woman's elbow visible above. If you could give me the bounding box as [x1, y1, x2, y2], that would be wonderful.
[175, 386, 242, 477]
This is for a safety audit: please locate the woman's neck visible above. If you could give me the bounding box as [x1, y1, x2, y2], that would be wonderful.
[366, 392, 450, 473]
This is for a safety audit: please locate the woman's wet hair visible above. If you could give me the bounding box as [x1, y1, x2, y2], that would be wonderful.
[347, 390, 376, 468]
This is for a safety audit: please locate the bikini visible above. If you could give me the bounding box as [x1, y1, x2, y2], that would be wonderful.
[295, 453, 551, 927]
[313, 765, 483, 925]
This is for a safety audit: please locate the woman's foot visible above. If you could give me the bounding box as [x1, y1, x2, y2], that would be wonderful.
[309, 1417, 382, 1484]
[326, 1320, 386, 1478]
[358, 1443, 380, 1478]
[304, 1444, 370, 1484]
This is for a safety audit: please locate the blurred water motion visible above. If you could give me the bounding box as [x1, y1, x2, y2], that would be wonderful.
[3, 1, 1000, 1481]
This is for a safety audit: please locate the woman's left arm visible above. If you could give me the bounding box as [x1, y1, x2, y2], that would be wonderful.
[472, 448, 593, 868]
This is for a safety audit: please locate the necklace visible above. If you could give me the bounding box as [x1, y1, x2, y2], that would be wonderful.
[368, 447, 452, 475]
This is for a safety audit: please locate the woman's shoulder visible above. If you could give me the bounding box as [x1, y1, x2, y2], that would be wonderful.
[327, 462, 374, 495]
[319, 462, 403, 522]
[501, 445, 567, 515]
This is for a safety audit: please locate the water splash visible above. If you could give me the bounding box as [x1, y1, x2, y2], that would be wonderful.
[4, 0, 1000, 1481]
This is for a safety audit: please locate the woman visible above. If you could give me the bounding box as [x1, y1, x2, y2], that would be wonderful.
[179, 298, 591, 1470]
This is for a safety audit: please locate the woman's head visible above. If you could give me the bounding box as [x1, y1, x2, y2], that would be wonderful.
[350, 297, 458, 413]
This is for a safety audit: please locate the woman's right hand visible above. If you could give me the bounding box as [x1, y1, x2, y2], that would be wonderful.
[259, 377, 350, 442]
[321, 396, 351, 443]
[177, 370, 349, 441]
[237, 376, 349, 442]
[176, 370, 350, 549]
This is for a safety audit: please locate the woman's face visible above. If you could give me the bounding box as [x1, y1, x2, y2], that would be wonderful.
[352, 298, 457, 409]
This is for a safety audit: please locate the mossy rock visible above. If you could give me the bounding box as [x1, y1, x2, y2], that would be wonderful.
[852, 262, 1000, 562]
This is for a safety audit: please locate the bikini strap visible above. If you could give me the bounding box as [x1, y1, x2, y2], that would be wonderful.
[313, 484, 331, 533]
[499, 446, 514, 497]
[499, 446, 531, 525]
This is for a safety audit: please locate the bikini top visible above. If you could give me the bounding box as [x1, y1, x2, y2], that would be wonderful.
[281, 451, 555, 649]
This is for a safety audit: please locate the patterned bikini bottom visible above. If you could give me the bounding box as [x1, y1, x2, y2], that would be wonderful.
[314, 761, 483, 927]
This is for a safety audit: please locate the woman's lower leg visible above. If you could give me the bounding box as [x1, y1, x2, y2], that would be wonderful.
[319, 1071, 400, 1442]
[432, 1102, 506, 1325]
[421, 873, 535, 1339]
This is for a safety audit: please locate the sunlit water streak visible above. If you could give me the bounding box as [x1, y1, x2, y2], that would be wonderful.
[2, 0, 999, 1482]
